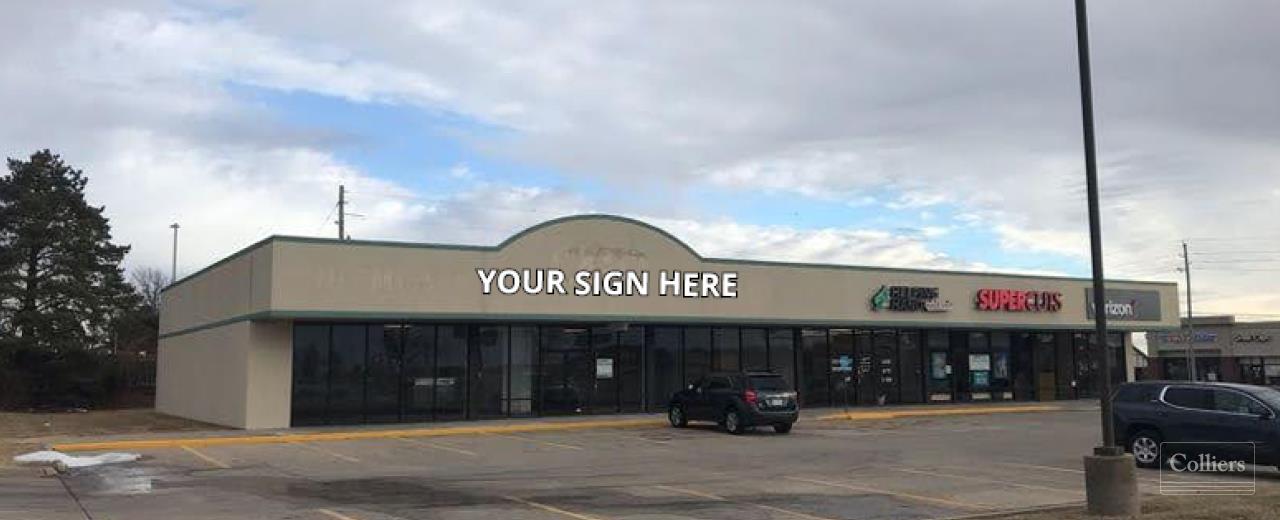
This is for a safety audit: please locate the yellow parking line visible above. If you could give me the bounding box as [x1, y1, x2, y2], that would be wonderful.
[316, 508, 362, 520]
[52, 418, 665, 452]
[653, 485, 836, 520]
[289, 441, 360, 463]
[180, 445, 229, 469]
[502, 495, 606, 520]
[490, 433, 584, 451]
[783, 476, 991, 511]
[394, 436, 478, 457]
[817, 405, 1062, 421]
[891, 467, 1082, 496]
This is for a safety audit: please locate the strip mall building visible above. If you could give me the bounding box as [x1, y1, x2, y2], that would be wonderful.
[157, 215, 1180, 429]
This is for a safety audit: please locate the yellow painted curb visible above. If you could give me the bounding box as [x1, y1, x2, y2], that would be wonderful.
[816, 404, 1063, 421]
[51, 418, 665, 452]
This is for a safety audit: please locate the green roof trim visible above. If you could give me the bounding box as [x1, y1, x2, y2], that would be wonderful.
[159, 308, 1179, 340]
[162, 214, 1177, 295]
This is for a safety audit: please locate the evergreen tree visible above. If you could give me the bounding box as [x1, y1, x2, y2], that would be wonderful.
[0, 150, 137, 353]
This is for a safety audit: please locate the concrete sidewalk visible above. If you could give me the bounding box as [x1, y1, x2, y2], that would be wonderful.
[47, 399, 1096, 452]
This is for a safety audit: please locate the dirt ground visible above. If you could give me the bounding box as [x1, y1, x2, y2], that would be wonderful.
[0, 409, 220, 466]
[996, 485, 1280, 520]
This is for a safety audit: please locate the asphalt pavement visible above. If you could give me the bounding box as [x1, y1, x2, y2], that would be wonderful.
[3, 404, 1277, 520]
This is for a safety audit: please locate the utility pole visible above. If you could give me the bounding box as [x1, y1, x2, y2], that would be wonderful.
[1182, 241, 1196, 381]
[169, 223, 180, 283]
[1075, 0, 1139, 515]
[337, 185, 346, 240]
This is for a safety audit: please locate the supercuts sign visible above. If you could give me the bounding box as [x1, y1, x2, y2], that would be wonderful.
[975, 289, 1062, 312]
[1085, 288, 1162, 322]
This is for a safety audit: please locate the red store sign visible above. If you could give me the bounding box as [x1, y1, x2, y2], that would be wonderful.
[975, 289, 1062, 312]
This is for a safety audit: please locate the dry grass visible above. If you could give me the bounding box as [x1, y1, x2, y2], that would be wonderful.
[1, 409, 222, 466]
[992, 485, 1280, 520]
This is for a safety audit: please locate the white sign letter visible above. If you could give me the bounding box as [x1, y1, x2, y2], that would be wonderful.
[477, 269, 498, 294]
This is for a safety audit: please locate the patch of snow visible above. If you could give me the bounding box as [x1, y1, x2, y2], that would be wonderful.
[13, 451, 140, 468]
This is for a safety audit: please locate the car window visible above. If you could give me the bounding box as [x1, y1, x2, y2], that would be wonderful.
[707, 377, 731, 390]
[1163, 387, 1212, 410]
[749, 376, 789, 391]
[1213, 390, 1268, 415]
[1253, 387, 1280, 411]
[1115, 385, 1159, 403]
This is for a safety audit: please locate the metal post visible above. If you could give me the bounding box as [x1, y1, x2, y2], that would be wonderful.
[338, 184, 346, 240]
[169, 223, 180, 283]
[1073, 0, 1116, 450]
[1182, 241, 1196, 381]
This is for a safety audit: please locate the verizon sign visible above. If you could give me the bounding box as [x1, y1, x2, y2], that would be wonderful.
[1085, 289, 1162, 322]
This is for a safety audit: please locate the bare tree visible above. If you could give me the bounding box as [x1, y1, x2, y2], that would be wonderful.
[130, 267, 167, 315]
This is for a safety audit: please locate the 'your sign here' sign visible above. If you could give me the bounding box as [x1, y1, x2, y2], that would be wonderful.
[476, 268, 739, 298]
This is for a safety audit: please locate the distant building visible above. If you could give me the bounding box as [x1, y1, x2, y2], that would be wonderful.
[1145, 316, 1279, 385]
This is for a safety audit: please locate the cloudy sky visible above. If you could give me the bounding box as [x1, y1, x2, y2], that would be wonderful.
[3, 1, 1278, 319]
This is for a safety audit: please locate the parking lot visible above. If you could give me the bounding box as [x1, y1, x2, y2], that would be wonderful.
[5, 406, 1278, 520]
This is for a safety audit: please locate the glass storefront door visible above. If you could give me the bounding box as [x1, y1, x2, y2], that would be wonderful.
[926, 331, 953, 402]
[898, 331, 924, 404]
[872, 330, 899, 405]
[830, 329, 856, 407]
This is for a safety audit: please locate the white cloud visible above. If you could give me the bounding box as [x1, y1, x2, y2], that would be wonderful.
[3, 1, 1279, 318]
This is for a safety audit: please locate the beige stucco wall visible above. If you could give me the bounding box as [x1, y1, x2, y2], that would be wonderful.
[156, 321, 251, 428]
[264, 217, 1179, 330]
[160, 241, 273, 336]
[156, 320, 292, 429]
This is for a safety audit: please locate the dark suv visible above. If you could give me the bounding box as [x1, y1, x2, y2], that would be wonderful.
[667, 371, 799, 434]
[1112, 381, 1280, 468]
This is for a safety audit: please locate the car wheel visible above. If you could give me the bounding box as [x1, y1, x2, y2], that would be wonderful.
[773, 423, 793, 434]
[1129, 429, 1162, 469]
[724, 408, 744, 435]
[668, 405, 688, 428]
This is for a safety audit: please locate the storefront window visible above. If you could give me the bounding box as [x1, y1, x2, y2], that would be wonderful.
[509, 326, 537, 416]
[712, 327, 740, 372]
[365, 325, 403, 423]
[647, 327, 683, 410]
[684, 327, 712, 385]
[742, 328, 768, 372]
[800, 329, 830, 406]
[328, 324, 367, 424]
[291, 324, 329, 426]
[768, 328, 795, 387]
[618, 326, 644, 412]
[469, 325, 508, 419]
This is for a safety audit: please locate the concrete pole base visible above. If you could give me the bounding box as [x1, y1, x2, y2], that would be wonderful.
[1084, 447, 1141, 517]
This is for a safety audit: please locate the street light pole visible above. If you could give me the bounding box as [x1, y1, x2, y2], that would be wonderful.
[1073, 0, 1115, 450]
[1182, 241, 1196, 381]
[169, 223, 180, 283]
[1075, 0, 1140, 515]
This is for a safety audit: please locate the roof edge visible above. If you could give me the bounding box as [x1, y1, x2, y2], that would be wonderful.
[162, 214, 1181, 293]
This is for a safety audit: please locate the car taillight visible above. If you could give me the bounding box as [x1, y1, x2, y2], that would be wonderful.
[744, 389, 758, 406]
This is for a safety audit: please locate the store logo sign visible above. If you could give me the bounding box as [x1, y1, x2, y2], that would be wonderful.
[871, 285, 952, 312]
[1085, 289, 1162, 322]
[1234, 334, 1273, 343]
[975, 289, 1062, 312]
